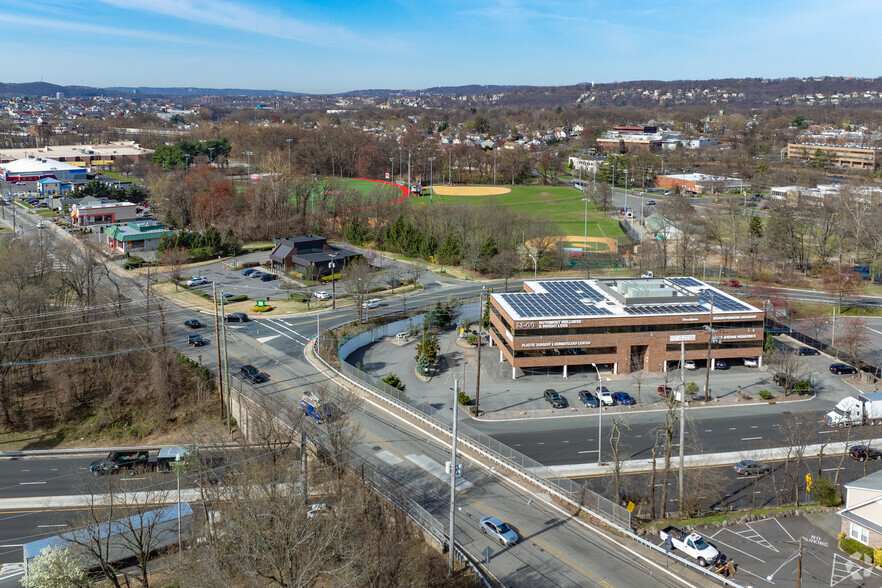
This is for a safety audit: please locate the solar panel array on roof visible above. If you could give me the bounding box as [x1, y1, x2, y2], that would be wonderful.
[696, 288, 752, 312]
[499, 292, 611, 319]
[670, 277, 703, 288]
[624, 304, 705, 315]
[537, 280, 605, 302]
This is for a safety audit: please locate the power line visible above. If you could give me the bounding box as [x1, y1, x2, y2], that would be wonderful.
[0, 339, 187, 367]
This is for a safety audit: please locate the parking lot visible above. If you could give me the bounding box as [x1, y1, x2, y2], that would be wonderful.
[691, 515, 881, 587]
[174, 252, 290, 302]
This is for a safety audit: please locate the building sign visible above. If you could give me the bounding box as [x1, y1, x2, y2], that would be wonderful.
[256, 300, 266, 307]
[515, 319, 584, 329]
[670, 334, 696, 342]
[722, 334, 760, 340]
[519, 340, 591, 349]
[713, 314, 758, 320]
[681, 317, 700, 322]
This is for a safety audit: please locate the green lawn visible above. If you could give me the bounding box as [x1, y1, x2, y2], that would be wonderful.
[411, 184, 626, 241]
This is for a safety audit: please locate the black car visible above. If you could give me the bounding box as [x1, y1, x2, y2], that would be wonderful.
[185, 319, 202, 329]
[188, 334, 208, 347]
[225, 312, 248, 322]
[240, 364, 266, 384]
[578, 390, 599, 408]
[830, 363, 858, 375]
[260, 273, 277, 282]
[543, 389, 566, 408]
[850, 445, 882, 462]
[714, 359, 729, 370]
[90, 450, 150, 476]
[798, 347, 819, 356]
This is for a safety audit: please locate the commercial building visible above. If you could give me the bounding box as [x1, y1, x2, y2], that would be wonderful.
[787, 142, 881, 170]
[0, 141, 152, 166]
[71, 201, 139, 227]
[654, 173, 745, 194]
[488, 278, 764, 378]
[0, 157, 88, 182]
[268, 235, 361, 276]
[105, 221, 175, 254]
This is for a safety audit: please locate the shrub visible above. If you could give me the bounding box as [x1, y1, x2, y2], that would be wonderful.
[382, 373, 405, 391]
[466, 334, 478, 346]
[416, 353, 430, 375]
[794, 379, 812, 395]
[874, 548, 882, 567]
[457, 392, 472, 405]
[811, 475, 841, 506]
[684, 381, 699, 399]
[839, 534, 874, 559]
[758, 390, 773, 400]
[225, 295, 248, 303]
[251, 305, 273, 312]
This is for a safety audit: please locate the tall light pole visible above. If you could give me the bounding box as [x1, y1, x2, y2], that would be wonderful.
[449, 148, 453, 185]
[329, 253, 338, 309]
[704, 293, 716, 402]
[428, 157, 435, 204]
[407, 150, 411, 195]
[591, 363, 604, 466]
[208, 147, 214, 164]
[398, 146, 402, 181]
[286, 138, 293, 167]
[475, 287, 485, 416]
[493, 144, 497, 186]
[624, 168, 629, 214]
[582, 197, 589, 254]
[448, 376, 460, 576]
[184, 153, 190, 171]
[246, 151, 252, 179]
[389, 157, 394, 187]
[528, 253, 537, 279]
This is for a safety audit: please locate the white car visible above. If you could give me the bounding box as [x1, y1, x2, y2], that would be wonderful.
[362, 298, 382, 309]
[185, 276, 209, 286]
[684, 360, 697, 370]
[600, 391, 616, 406]
[479, 516, 518, 547]
[313, 291, 331, 300]
[743, 357, 759, 367]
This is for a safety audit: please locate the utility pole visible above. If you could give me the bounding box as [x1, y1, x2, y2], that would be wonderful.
[678, 341, 686, 514]
[300, 430, 308, 502]
[448, 376, 459, 576]
[407, 150, 411, 196]
[213, 284, 223, 420]
[797, 537, 802, 588]
[475, 289, 484, 416]
[219, 290, 232, 435]
[704, 293, 715, 402]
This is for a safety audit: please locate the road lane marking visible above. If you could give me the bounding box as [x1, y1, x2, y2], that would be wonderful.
[822, 467, 841, 471]
[405, 454, 473, 491]
[741, 437, 763, 441]
[256, 335, 281, 344]
[729, 427, 736, 430]
[18, 482, 46, 485]
[374, 449, 403, 466]
[37, 524, 67, 528]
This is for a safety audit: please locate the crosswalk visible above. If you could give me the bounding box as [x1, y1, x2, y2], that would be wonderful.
[257, 318, 313, 345]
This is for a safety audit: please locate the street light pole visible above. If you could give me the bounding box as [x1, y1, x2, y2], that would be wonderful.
[624, 168, 629, 214]
[493, 145, 497, 186]
[329, 253, 338, 310]
[428, 157, 435, 204]
[582, 197, 589, 254]
[592, 363, 603, 466]
[528, 253, 537, 279]
[407, 150, 411, 195]
[448, 376, 460, 576]
[246, 151, 252, 179]
[475, 287, 484, 416]
[398, 146, 402, 181]
[704, 293, 715, 402]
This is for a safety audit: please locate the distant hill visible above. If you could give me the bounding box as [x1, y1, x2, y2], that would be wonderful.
[337, 84, 525, 97]
[0, 82, 118, 98]
[107, 87, 308, 97]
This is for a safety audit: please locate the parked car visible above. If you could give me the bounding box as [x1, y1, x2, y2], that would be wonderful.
[732, 459, 771, 476]
[188, 334, 208, 347]
[830, 363, 858, 375]
[240, 364, 266, 384]
[35, 221, 46, 229]
[743, 357, 759, 367]
[595, 386, 610, 395]
[313, 291, 331, 300]
[798, 347, 820, 356]
[613, 392, 636, 405]
[720, 279, 740, 287]
[658, 386, 673, 397]
[578, 390, 599, 408]
[185, 319, 202, 329]
[362, 298, 382, 309]
[185, 276, 209, 286]
[241, 268, 257, 276]
[250, 271, 266, 279]
[544, 389, 566, 408]
[260, 273, 277, 282]
[225, 312, 248, 322]
[684, 360, 697, 370]
[478, 516, 518, 547]
[714, 359, 729, 370]
[600, 390, 616, 406]
[850, 445, 882, 462]
[646, 199, 656, 205]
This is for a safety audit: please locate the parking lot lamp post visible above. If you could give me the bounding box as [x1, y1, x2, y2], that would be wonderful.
[528, 253, 537, 279]
[329, 253, 338, 309]
[624, 169, 629, 214]
[493, 144, 497, 186]
[591, 363, 603, 466]
[582, 198, 589, 254]
[428, 157, 435, 203]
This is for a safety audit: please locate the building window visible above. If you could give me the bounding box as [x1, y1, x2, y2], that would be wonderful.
[850, 522, 869, 545]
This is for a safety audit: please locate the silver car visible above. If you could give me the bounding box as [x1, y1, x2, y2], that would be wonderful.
[479, 516, 518, 546]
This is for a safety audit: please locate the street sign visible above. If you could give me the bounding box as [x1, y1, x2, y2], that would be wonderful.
[806, 472, 813, 493]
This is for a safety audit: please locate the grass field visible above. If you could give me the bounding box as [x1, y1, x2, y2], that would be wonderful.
[414, 184, 626, 241]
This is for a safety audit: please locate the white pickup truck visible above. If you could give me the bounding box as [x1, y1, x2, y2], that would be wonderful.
[659, 526, 720, 566]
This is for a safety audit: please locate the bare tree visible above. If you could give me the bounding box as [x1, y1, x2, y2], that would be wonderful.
[340, 260, 379, 323]
[608, 417, 629, 504]
[162, 248, 190, 292]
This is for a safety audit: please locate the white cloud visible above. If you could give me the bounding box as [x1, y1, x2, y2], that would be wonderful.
[0, 12, 217, 46]
[98, 0, 399, 51]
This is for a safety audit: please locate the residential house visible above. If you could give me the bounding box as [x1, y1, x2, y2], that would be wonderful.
[839, 468, 882, 549]
[71, 201, 138, 227]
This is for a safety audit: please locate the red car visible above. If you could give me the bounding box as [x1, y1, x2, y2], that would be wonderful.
[720, 279, 740, 287]
[658, 386, 673, 397]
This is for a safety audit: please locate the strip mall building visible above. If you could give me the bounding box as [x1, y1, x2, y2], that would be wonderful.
[488, 278, 764, 378]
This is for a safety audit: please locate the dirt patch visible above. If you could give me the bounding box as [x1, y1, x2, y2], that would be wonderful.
[526, 235, 618, 253]
[431, 186, 512, 196]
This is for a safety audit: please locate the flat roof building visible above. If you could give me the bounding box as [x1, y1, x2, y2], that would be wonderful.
[0, 157, 88, 182]
[0, 141, 152, 165]
[489, 278, 764, 378]
[71, 201, 138, 227]
[787, 142, 881, 169]
[655, 173, 745, 194]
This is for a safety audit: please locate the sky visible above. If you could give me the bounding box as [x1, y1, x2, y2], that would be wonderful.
[2, 0, 882, 94]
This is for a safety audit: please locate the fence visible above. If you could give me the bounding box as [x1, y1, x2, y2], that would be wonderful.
[765, 317, 880, 379]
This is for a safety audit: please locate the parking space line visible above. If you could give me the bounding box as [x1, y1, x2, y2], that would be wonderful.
[773, 518, 794, 542]
[741, 437, 763, 441]
[712, 530, 767, 563]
